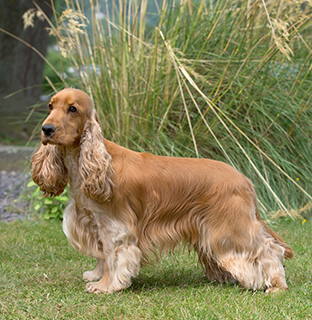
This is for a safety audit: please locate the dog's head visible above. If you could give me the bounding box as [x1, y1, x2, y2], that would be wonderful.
[41, 88, 95, 147]
[32, 88, 113, 201]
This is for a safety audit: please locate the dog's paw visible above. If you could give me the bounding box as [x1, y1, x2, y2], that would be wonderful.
[85, 281, 112, 294]
[265, 278, 288, 293]
[265, 286, 281, 293]
[83, 270, 102, 282]
[265, 286, 287, 293]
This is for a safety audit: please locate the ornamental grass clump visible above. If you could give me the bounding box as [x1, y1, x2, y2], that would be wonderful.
[28, 0, 312, 218]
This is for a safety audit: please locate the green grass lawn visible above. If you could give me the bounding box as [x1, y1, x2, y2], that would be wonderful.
[0, 219, 311, 319]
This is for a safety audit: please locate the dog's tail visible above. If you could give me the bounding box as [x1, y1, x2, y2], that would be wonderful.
[256, 211, 294, 259]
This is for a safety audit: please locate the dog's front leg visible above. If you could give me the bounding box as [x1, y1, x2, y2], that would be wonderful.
[85, 237, 142, 294]
[83, 258, 104, 282]
[85, 259, 115, 293]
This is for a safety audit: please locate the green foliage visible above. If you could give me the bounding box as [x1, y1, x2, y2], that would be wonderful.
[25, 181, 69, 220]
[32, 0, 312, 217]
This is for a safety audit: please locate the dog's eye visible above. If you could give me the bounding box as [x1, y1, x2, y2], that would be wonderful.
[68, 106, 77, 113]
[48, 103, 53, 111]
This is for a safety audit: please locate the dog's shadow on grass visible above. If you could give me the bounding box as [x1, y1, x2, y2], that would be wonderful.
[129, 265, 238, 292]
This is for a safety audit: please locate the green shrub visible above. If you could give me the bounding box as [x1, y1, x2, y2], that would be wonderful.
[25, 181, 69, 220]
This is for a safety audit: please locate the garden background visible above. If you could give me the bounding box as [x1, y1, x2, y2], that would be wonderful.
[0, 0, 311, 318]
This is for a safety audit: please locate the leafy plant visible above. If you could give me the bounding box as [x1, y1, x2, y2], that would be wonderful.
[25, 180, 69, 220]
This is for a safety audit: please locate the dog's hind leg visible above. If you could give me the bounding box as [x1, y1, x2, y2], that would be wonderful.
[214, 223, 288, 292]
[194, 244, 233, 283]
[200, 187, 289, 292]
[203, 258, 234, 283]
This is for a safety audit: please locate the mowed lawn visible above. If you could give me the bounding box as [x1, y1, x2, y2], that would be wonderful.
[0, 219, 311, 319]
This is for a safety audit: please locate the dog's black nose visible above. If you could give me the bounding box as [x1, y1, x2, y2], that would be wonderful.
[42, 124, 56, 137]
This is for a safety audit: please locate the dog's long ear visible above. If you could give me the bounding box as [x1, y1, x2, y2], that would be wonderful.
[32, 144, 68, 197]
[79, 110, 114, 202]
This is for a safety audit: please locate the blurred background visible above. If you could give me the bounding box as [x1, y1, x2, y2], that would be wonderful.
[1, 0, 312, 219]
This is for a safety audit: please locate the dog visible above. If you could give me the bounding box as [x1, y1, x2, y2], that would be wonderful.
[32, 88, 293, 293]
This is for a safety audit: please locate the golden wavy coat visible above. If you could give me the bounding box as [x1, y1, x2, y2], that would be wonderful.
[32, 88, 293, 293]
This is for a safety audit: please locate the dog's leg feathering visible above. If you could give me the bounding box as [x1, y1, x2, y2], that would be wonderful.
[212, 222, 288, 292]
[85, 243, 142, 293]
[85, 227, 142, 293]
[198, 191, 288, 292]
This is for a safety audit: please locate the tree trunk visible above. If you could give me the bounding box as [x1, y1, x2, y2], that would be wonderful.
[0, 0, 53, 140]
[0, 0, 53, 98]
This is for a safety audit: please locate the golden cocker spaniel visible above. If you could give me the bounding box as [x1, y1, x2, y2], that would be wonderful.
[32, 88, 293, 293]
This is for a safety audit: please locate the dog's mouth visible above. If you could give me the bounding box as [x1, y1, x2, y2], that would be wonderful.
[42, 135, 50, 145]
[41, 132, 77, 147]
[41, 134, 59, 146]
